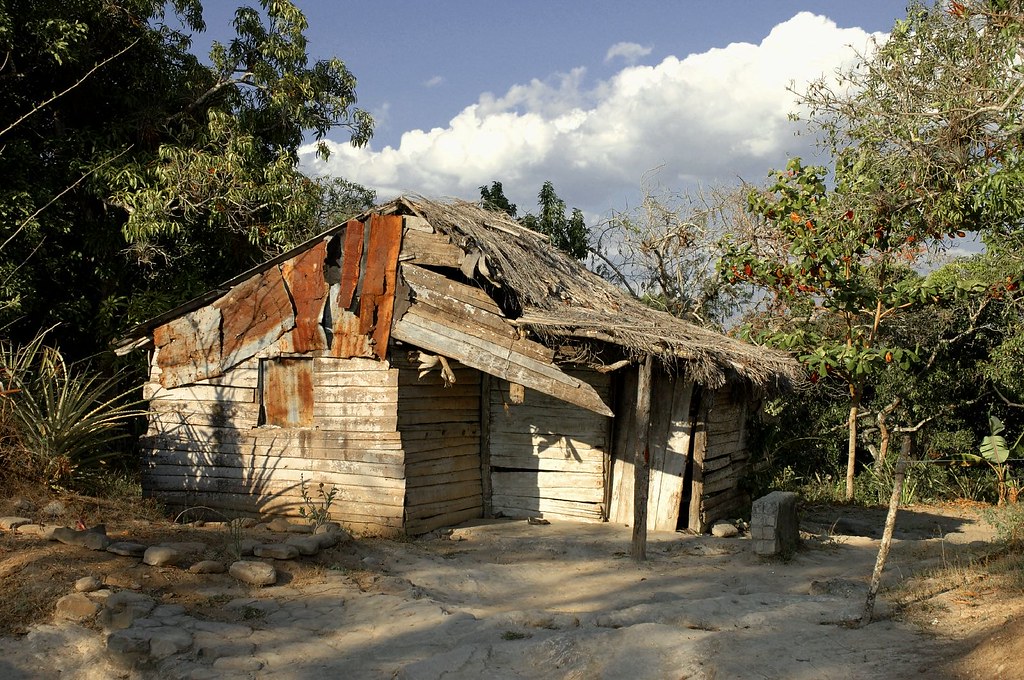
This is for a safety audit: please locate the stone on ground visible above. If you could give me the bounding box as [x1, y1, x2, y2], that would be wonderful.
[711, 520, 739, 538]
[54, 593, 101, 622]
[143, 546, 183, 566]
[751, 491, 800, 556]
[229, 561, 277, 586]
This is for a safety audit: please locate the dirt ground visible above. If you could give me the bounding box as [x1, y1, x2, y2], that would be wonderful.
[0, 498, 1021, 679]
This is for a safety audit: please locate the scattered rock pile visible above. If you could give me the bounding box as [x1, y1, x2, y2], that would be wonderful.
[0, 512, 352, 673]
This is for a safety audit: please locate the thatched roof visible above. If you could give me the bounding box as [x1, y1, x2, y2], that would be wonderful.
[391, 196, 802, 392]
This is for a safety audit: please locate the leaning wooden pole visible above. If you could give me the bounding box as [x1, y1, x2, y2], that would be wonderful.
[631, 355, 654, 562]
[861, 433, 911, 626]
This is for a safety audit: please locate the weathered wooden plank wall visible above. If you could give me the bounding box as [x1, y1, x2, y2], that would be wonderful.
[693, 386, 751, 530]
[393, 353, 483, 534]
[608, 367, 696, 531]
[142, 356, 407, 535]
[488, 370, 611, 522]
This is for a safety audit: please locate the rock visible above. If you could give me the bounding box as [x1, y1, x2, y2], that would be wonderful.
[54, 593, 100, 621]
[312, 531, 339, 549]
[12, 498, 33, 513]
[37, 525, 61, 540]
[75, 576, 103, 593]
[711, 520, 739, 538]
[751, 491, 800, 557]
[40, 499, 66, 517]
[0, 516, 33, 531]
[143, 546, 183, 566]
[98, 591, 156, 631]
[52, 526, 111, 550]
[286, 522, 313, 534]
[213, 656, 264, 671]
[252, 543, 300, 560]
[106, 542, 148, 557]
[229, 561, 277, 586]
[237, 538, 259, 557]
[15, 523, 44, 536]
[158, 541, 208, 555]
[315, 523, 352, 543]
[284, 535, 322, 556]
[147, 627, 193, 659]
[266, 518, 293, 533]
[105, 629, 150, 667]
[189, 560, 227, 574]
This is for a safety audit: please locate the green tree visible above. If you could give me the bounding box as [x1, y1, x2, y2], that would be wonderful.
[719, 158, 978, 500]
[0, 0, 372, 356]
[479, 181, 517, 218]
[521, 181, 589, 260]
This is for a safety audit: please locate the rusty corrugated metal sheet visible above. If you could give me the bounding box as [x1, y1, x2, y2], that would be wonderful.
[360, 215, 403, 359]
[282, 241, 328, 353]
[215, 264, 295, 368]
[154, 305, 222, 388]
[262, 358, 314, 427]
[337, 219, 364, 309]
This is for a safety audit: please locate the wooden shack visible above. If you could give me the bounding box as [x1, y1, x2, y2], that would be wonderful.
[118, 197, 801, 536]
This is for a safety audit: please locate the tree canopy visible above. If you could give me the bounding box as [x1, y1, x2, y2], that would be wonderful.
[0, 0, 373, 356]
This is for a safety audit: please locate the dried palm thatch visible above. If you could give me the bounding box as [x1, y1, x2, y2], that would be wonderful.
[392, 196, 803, 392]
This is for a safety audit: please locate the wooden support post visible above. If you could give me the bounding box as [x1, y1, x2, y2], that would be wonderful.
[631, 355, 653, 562]
[479, 373, 492, 517]
[688, 391, 712, 533]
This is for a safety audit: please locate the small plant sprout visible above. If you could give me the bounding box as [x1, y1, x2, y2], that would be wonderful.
[299, 475, 338, 529]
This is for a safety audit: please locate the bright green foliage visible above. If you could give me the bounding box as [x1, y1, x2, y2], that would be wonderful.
[964, 412, 1024, 504]
[521, 181, 589, 260]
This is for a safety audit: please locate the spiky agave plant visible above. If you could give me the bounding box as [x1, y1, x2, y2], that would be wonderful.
[0, 333, 147, 489]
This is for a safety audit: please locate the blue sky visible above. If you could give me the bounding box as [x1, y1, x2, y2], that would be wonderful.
[192, 2, 910, 219]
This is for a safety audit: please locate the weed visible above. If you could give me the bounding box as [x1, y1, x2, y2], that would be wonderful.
[983, 503, 1024, 546]
[501, 630, 532, 640]
[299, 476, 337, 529]
[241, 605, 265, 621]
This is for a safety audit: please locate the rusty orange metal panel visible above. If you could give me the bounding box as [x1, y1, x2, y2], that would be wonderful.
[215, 265, 295, 369]
[338, 219, 364, 310]
[262, 358, 314, 427]
[153, 305, 223, 387]
[365, 215, 403, 359]
[282, 241, 328, 353]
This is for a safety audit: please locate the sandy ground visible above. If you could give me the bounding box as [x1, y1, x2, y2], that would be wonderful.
[0, 502, 1015, 679]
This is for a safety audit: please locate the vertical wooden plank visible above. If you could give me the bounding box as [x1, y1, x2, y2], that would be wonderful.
[631, 355, 653, 562]
[649, 375, 694, 530]
[261, 358, 314, 427]
[480, 373, 493, 517]
[688, 390, 713, 533]
[608, 367, 638, 524]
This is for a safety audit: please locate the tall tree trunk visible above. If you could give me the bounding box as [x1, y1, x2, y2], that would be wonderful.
[631, 355, 653, 562]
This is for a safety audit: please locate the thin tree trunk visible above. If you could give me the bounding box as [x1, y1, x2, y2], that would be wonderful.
[846, 401, 860, 500]
[862, 434, 911, 625]
[874, 398, 900, 473]
[631, 355, 653, 562]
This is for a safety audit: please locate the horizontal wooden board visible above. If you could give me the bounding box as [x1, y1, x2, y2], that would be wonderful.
[400, 230, 465, 268]
[406, 479, 482, 507]
[401, 436, 479, 457]
[146, 383, 256, 403]
[145, 450, 405, 479]
[489, 432, 605, 455]
[399, 423, 480, 440]
[492, 470, 604, 490]
[309, 415, 400, 432]
[397, 409, 478, 427]
[406, 466, 481, 490]
[314, 356, 392, 372]
[489, 455, 603, 474]
[148, 412, 260, 433]
[198, 365, 260, 389]
[404, 444, 480, 467]
[314, 385, 398, 404]
[405, 506, 482, 535]
[143, 473, 405, 507]
[400, 263, 504, 316]
[406, 451, 481, 478]
[404, 494, 482, 520]
[313, 370, 399, 388]
[312, 401, 398, 418]
[148, 491, 403, 535]
[142, 463, 404, 491]
[490, 495, 603, 521]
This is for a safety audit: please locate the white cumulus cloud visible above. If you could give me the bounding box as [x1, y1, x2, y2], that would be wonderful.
[605, 41, 653, 65]
[302, 13, 883, 217]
